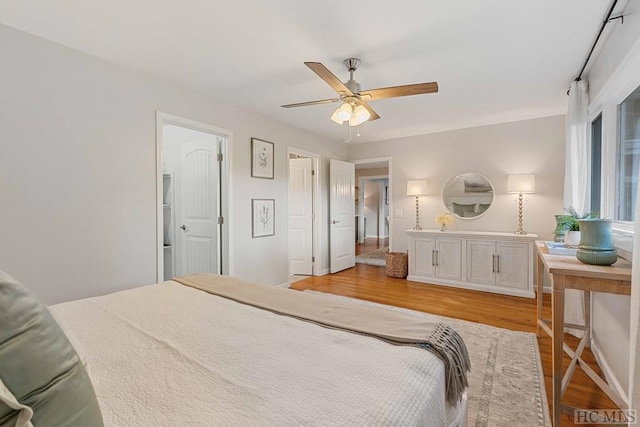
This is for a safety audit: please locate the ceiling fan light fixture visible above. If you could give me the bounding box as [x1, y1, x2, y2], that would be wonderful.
[353, 104, 370, 124]
[330, 108, 345, 124]
[336, 102, 352, 121]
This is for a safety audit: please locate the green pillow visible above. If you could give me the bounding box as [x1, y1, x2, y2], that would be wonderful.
[452, 202, 475, 216]
[0, 377, 33, 427]
[0, 272, 103, 427]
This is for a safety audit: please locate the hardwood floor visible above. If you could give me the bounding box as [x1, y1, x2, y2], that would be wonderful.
[290, 264, 617, 426]
[355, 237, 389, 256]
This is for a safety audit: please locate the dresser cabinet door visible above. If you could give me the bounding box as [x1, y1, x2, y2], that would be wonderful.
[436, 239, 462, 280]
[466, 240, 496, 285]
[495, 242, 529, 289]
[410, 237, 436, 278]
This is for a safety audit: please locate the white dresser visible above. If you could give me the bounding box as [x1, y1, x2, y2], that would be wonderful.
[406, 229, 538, 298]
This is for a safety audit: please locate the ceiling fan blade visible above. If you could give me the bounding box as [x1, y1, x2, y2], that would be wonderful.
[359, 82, 438, 101]
[304, 62, 354, 96]
[281, 98, 340, 108]
[360, 101, 380, 121]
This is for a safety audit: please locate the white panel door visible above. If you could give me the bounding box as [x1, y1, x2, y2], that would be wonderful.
[329, 159, 355, 273]
[436, 239, 462, 280]
[466, 240, 495, 285]
[289, 158, 313, 275]
[178, 141, 219, 276]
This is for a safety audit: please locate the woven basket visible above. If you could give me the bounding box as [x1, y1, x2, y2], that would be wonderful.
[385, 250, 408, 278]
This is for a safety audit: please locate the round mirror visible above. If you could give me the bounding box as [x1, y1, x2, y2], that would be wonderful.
[442, 173, 494, 219]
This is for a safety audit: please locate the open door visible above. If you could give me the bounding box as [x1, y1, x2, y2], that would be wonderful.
[177, 140, 219, 276]
[330, 159, 355, 273]
[289, 157, 313, 275]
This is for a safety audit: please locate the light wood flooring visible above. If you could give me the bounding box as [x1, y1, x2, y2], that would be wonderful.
[356, 237, 389, 256]
[290, 263, 617, 426]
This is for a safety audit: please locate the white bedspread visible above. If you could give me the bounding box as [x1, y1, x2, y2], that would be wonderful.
[50, 281, 451, 426]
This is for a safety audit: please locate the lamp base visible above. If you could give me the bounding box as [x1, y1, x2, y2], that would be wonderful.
[514, 230, 528, 235]
[413, 226, 423, 231]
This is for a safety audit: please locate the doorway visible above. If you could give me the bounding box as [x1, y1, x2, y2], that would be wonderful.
[354, 158, 391, 266]
[156, 113, 230, 282]
[287, 148, 321, 278]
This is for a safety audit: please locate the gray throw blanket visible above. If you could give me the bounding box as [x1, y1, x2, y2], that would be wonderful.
[173, 274, 470, 404]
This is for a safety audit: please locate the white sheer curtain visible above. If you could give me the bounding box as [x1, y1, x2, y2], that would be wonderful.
[628, 176, 640, 418]
[563, 80, 590, 336]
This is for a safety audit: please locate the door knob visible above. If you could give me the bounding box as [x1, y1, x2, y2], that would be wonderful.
[180, 224, 188, 231]
[331, 220, 340, 224]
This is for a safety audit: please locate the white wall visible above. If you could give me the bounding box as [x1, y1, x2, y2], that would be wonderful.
[588, 0, 640, 101]
[0, 24, 347, 304]
[583, 0, 640, 399]
[348, 115, 566, 252]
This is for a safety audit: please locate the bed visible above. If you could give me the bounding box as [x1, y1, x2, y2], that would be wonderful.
[42, 274, 469, 426]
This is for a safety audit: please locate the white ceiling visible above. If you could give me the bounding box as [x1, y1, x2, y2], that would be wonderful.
[0, 1, 610, 143]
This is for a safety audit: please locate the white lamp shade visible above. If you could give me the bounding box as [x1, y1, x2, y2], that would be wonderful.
[353, 104, 371, 124]
[506, 174, 536, 193]
[406, 180, 428, 196]
[337, 103, 352, 121]
[331, 109, 344, 125]
[330, 108, 345, 124]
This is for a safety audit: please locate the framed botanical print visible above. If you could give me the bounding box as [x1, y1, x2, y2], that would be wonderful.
[251, 138, 274, 179]
[252, 199, 275, 238]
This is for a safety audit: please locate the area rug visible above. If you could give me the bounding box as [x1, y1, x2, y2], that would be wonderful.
[304, 290, 551, 427]
[355, 248, 387, 266]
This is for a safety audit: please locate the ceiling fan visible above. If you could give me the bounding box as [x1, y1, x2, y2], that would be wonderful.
[281, 58, 438, 127]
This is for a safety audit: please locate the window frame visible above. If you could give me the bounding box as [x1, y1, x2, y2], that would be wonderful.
[587, 40, 640, 254]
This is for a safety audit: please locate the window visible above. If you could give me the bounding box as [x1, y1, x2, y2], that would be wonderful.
[591, 114, 602, 214]
[615, 86, 640, 222]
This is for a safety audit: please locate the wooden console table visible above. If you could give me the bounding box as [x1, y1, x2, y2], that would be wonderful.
[535, 241, 632, 425]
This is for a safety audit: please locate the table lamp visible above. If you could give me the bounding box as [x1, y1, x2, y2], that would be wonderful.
[406, 180, 428, 230]
[507, 174, 536, 235]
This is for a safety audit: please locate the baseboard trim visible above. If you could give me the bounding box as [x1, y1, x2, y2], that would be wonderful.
[317, 268, 329, 276]
[590, 339, 629, 406]
[277, 282, 291, 288]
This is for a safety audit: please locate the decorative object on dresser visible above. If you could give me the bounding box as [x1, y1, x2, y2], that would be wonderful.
[407, 229, 538, 298]
[441, 173, 494, 219]
[406, 180, 428, 230]
[435, 212, 454, 232]
[506, 174, 536, 235]
[251, 137, 274, 179]
[575, 218, 618, 265]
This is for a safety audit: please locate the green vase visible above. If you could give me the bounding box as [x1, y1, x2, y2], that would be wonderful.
[576, 219, 618, 266]
[553, 215, 567, 242]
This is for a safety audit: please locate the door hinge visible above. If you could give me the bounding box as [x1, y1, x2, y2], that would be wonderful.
[311, 169, 315, 176]
[218, 216, 224, 224]
[217, 153, 223, 162]
[312, 256, 315, 262]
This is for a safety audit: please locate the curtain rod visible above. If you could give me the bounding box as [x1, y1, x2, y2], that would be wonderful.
[573, 0, 622, 83]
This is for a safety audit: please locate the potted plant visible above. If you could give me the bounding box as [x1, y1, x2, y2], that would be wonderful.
[553, 207, 597, 246]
